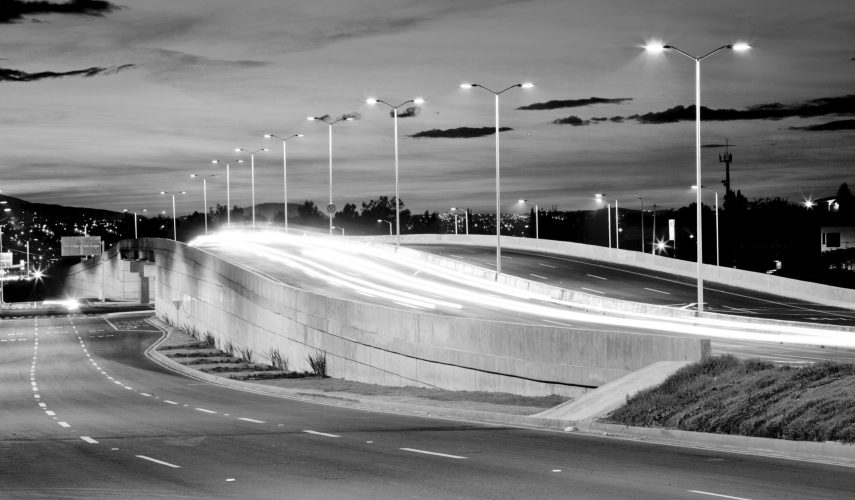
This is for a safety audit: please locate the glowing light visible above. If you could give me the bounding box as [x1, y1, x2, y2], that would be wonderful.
[644, 41, 666, 54]
[44, 299, 79, 311]
[365, 98, 378, 105]
[520, 82, 534, 89]
[459, 83, 473, 89]
[731, 42, 751, 52]
[413, 98, 425, 105]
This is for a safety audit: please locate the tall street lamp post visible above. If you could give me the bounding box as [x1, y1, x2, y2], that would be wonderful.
[308, 115, 354, 236]
[366, 97, 425, 248]
[451, 207, 469, 235]
[160, 191, 186, 241]
[234, 147, 269, 229]
[190, 174, 216, 235]
[377, 219, 393, 235]
[122, 208, 147, 239]
[645, 41, 749, 313]
[639, 197, 645, 253]
[460, 81, 533, 274]
[264, 133, 304, 233]
[518, 199, 539, 239]
[211, 159, 243, 229]
[693, 185, 721, 267]
[595, 193, 619, 249]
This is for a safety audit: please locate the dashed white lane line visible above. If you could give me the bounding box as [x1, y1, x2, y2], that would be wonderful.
[58, 421, 71, 428]
[538, 263, 556, 268]
[195, 407, 217, 414]
[581, 287, 605, 295]
[400, 448, 467, 460]
[304, 430, 340, 438]
[238, 417, 266, 424]
[688, 491, 752, 500]
[81, 436, 99, 444]
[136, 455, 181, 469]
[140, 392, 152, 397]
[644, 287, 671, 295]
[529, 274, 549, 280]
[45, 410, 56, 416]
[164, 400, 179, 405]
[586, 273, 607, 280]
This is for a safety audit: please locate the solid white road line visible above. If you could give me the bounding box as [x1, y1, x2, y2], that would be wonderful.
[303, 430, 340, 438]
[688, 490, 752, 500]
[581, 287, 605, 295]
[136, 455, 181, 468]
[529, 274, 549, 280]
[586, 273, 607, 280]
[538, 263, 556, 268]
[195, 407, 217, 414]
[238, 417, 266, 424]
[80, 436, 98, 444]
[400, 448, 467, 460]
[644, 287, 671, 295]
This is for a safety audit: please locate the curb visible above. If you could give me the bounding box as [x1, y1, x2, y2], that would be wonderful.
[145, 318, 855, 468]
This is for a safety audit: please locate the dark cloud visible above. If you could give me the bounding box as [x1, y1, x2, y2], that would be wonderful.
[609, 116, 624, 123]
[410, 126, 513, 139]
[591, 117, 608, 122]
[1, 0, 119, 24]
[552, 116, 591, 126]
[518, 97, 632, 111]
[314, 112, 361, 122]
[627, 95, 855, 124]
[392, 106, 421, 119]
[702, 143, 736, 148]
[0, 64, 134, 82]
[790, 119, 855, 131]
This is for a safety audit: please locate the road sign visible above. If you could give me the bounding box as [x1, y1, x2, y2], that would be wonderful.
[668, 219, 675, 241]
[326, 203, 336, 214]
[0, 252, 11, 269]
[61, 236, 102, 256]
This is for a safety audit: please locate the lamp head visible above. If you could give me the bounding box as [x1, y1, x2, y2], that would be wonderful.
[344, 117, 354, 121]
[644, 41, 667, 54]
[520, 82, 534, 89]
[365, 98, 378, 105]
[211, 159, 219, 164]
[595, 193, 604, 199]
[307, 116, 316, 121]
[377, 219, 382, 223]
[261, 148, 270, 151]
[264, 134, 273, 138]
[234, 148, 242, 152]
[190, 174, 198, 178]
[731, 42, 751, 52]
[160, 191, 166, 195]
[413, 97, 425, 105]
[459, 83, 473, 89]
[691, 185, 698, 190]
[297, 133, 304, 137]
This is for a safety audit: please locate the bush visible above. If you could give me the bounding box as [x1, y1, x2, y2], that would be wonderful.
[307, 351, 327, 377]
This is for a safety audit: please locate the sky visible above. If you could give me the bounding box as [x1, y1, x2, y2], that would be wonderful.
[1, 0, 854, 217]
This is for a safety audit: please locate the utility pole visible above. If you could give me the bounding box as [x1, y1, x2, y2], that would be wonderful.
[719, 138, 734, 196]
[651, 204, 658, 255]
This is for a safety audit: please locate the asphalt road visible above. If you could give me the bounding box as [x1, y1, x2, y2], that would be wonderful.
[405, 244, 855, 327]
[2, 312, 854, 499]
[191, 233, 855, 362]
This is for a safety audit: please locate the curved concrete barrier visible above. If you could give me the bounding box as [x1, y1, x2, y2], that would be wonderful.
[57, 237, 709, 397]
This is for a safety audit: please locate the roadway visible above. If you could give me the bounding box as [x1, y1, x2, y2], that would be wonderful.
[2, 312, 853, 499]
[405, 244, 855, 327]
[191, 232, 855, 363]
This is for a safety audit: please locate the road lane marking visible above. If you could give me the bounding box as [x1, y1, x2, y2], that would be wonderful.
[81, 436, 98, 444]
[164, 400, 179, 405]
[195, 407, 217, 414]
[529, 274, 548, 280]
[449, 254, 465, 259]
[689, 491, 752, 500]
[400, 448, 466, 460]
[644, 287, 671, 295]
[581, 287, 605, 295]
[58, 421, 71, 428]
[304, 430, 340, 438]
[45, 410, 55, 416]
[238, 417, 266, 424]
[538, 263, 556, 268]
[586, 274, 607, 280]
[136, 455, 181, 468]
[140, 392, 152, 397]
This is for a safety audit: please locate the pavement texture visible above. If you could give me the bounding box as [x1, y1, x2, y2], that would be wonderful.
[148, 317, 855, 468]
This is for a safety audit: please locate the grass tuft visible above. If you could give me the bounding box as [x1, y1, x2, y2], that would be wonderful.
[267, 348, 288, 371]
[307, 351, 327, 378]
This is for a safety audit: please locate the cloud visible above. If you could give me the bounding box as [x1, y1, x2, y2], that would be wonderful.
[552, 116, 591, 126]
[518, 97, 632, 111]
[410, 126, 513, 139]
[392, 106, 421, 119]
[313, 112, 362, 122]
[0, 64, 134, 82]
[790, 119, 855, 131]
[702, 143, 736, 148]
[1, 0, 119, 24]
[627, 95, 855, 124]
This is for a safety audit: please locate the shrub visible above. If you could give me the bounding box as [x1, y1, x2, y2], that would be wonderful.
[236, 345, 253, 364]
[267, 348, 288, 371]
[307, 351, 327, 377]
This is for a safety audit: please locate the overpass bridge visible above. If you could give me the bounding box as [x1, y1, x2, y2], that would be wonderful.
[53, 231, 855, 396]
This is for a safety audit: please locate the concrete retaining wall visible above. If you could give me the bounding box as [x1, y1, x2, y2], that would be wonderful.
[359, 234, 855, 311]
[101, 238, 708, 397]
[54, 245, 151, 302]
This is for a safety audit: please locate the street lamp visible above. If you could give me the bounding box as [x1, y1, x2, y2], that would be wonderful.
[460, 81, 533, 274]
[190, 173, 216, 235]
[264, 132, 304, 233]
[308, 114, 354, 236]
[211, 159, 244, 229]
[450, 207, 469, 235]
[638, 197, 645, 253]
[160, 191, 186, 241]
[645, 40, 749, 313]
[122, 208, 147, 239]
[377, 219, 393, 235]
[692, 185, 721, 266]
[332, 226, 345, 236]
[234, 147, 270, 229]
[518, 199, 539, 239]
[595, 193, 619, 249]
[366, 96, 424, 248]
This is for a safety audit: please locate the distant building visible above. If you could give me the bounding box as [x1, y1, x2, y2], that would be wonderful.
[820, 226, 855, 252]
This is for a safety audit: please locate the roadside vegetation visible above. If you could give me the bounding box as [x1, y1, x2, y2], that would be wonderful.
[606, 355, 855, 443]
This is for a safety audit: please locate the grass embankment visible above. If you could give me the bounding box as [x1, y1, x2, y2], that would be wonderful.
[606, 355, 855, 443]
